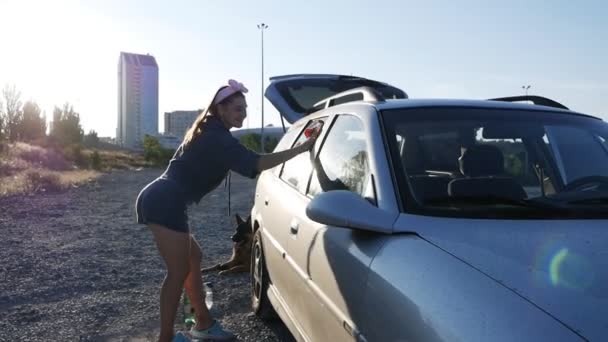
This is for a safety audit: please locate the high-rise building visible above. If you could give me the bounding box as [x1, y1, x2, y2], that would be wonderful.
[164, 109, 203, 139]
[117, 52, 159, 148]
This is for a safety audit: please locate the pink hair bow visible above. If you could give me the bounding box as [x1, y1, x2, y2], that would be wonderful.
[228, 79, 248, 93]
[214, 79, 248, 104]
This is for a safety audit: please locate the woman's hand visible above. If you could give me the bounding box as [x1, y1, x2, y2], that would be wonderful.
[298, 132, 318, 151]
[257, 124, 322, 172]
[297, 124, 322, 152]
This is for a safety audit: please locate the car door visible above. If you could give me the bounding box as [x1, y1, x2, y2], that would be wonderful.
[286, 114, 388, 342]
[256, 123, 304, 303]
[261, 118, 327, 330]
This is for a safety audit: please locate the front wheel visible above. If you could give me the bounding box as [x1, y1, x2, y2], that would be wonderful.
[251, 228, 277, 320]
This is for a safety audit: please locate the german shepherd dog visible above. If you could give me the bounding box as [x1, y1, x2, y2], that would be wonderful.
[202, 213, 253, 275]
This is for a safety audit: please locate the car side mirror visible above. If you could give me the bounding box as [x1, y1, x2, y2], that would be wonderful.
[306, 190, 395, 234]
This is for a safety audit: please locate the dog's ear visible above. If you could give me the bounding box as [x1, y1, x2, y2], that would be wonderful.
[235, 213, 244, 225]
[244, 216, 253, 235]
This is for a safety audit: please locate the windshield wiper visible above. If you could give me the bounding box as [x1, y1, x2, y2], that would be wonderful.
[548, 189, 608, 206]
[424, 195, 564, 210]
[562, 196, 608, 205]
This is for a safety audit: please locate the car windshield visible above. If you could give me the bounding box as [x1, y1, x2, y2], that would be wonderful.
[382, 107, 608, 218]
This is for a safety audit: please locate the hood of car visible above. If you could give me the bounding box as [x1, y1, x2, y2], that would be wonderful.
[264, 74, 407, 124]
[395, 215, 608, 340]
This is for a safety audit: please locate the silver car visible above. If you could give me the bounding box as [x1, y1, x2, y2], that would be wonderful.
[250, 74, 608, 342]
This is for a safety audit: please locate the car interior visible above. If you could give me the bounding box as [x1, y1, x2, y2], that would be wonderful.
[395, 123, 553, 204]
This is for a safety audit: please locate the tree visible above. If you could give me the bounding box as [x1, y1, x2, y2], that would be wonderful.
[18, 101, 47, 141]
[91, 150, 102, 170]
[0, 97, 4, 141]
[50, 103, 83, 146]
[240, 133, 261, 152]
[2, 84, 23, 142]
[84, 130, 100, 147]
[239, 133, 279, 153]
[142, 135, 173, 166]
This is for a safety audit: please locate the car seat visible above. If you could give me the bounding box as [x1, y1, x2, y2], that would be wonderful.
[448, 145, 527, 200]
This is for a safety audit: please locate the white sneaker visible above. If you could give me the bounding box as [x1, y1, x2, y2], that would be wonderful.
[190, 320, 236, 341]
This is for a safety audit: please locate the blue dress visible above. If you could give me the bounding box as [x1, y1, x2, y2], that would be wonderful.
[135, 116, 260, 233]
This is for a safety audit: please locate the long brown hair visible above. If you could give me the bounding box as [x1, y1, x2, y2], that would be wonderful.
[182, 86, 244, 150]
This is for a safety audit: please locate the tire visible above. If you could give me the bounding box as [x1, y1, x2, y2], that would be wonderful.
[251, 228, 277, 320]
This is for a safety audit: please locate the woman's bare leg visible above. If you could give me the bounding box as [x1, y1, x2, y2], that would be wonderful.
[183, 236, 214, 330]
[148, 224, 192, 342]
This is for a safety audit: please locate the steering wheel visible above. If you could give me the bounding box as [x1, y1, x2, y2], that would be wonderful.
[561, 176, 608, 192]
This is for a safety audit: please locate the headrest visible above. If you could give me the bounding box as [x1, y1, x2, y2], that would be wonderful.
[459, 145, 504, 177]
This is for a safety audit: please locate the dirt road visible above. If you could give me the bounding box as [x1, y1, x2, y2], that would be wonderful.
[0, 168, 293, 341]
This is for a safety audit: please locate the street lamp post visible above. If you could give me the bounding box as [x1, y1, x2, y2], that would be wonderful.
[522, 85, 531, 96]
[257, 23, 268, 153]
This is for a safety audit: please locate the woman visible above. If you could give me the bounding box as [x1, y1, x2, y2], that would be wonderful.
[136, 79, 319, 341]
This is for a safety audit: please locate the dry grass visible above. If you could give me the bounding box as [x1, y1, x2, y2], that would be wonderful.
[0, 169, 101, 196]
[0, 142, 149, 197]
[93, 149, 150, 170]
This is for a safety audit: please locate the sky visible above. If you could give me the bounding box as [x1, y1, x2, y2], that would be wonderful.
[0, 0, 606, 137]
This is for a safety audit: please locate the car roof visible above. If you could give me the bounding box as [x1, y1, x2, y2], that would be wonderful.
[327, 98, 599, 120]
[292, 98, 602, 130]
[377, 98, 574, 113]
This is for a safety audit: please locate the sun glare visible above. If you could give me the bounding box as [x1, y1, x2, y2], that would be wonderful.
[0, 0, 121, 136]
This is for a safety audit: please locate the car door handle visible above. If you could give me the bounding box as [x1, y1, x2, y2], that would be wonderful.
[289, 220, 299, 235]
[264, 197, 269, 206]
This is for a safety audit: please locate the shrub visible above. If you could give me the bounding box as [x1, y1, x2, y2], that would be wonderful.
[63, 144, 88, 169]
[143, 135, 173, 167]
[240, 133, 279, 153]
[25, 169, 62, 193]
[91, 150, 102, 170]
[18, 146, 71, 171]
[0, 159, 19, 177]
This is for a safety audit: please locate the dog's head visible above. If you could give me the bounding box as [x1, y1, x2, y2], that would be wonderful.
[231, 213, 252, 244]
[230, 214, 253, 266]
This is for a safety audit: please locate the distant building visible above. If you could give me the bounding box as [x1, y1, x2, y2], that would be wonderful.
[164, 109, 203, 139]
[156, 133, 182, 150]
[117, 52, 159, 149]
[99, 137, 116, 144]
[230, 126, 287, 140]
[154, 126, 286, 152]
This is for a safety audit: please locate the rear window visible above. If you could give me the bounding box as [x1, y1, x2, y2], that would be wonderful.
[279, 119, 326, 192]
[275, 77, 406, 114]
[272, 126, 300, 153]
[272, 126, 301, 175]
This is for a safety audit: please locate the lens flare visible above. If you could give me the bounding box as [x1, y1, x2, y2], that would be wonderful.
[548, 247, 594, 290]
[533, 237, 595, 291]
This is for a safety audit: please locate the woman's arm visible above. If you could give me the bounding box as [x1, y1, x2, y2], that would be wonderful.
[256, 130, 320, 172]
[256, 137, 313, 171]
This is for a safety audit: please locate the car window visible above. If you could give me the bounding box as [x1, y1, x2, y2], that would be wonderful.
[279, 119, 325, 193]
[272, 126, 301, 176]
[308, 115, 369, 197]
[417, 131, 461, 172]
[273, 127, 300, 152]
[274, 78, 406, 114]
[475, 128, 545, 198]
[383, 107, 608, 219]
[545, 125, 608, 183]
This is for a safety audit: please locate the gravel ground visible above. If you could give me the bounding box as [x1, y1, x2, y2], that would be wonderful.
[0, 168, 294, 341]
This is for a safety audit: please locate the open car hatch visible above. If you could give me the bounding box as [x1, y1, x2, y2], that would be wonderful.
[265, 74, 407, 123]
